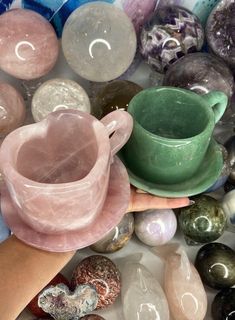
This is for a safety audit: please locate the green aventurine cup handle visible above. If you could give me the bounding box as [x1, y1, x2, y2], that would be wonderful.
[202, 91, 228, 124]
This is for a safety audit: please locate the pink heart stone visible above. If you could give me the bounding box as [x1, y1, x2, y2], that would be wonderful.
[0, 9, 59, 80]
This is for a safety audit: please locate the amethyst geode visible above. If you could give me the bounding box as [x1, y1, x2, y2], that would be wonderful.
[206, 0, 235, 72]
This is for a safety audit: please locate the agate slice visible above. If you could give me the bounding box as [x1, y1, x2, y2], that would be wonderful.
[38, 284, 98, 320]
[71, 255, 121, 309]
[195, 243, 235, 290]
[121, 261, 170, 320]
[152, 245, 207, 320]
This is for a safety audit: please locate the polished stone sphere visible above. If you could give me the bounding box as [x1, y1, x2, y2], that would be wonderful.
[0, 9, 59, 80]
[0, 83, 26, 137]
[179, 195, 227, 245]
[62, 2, 137, 82]
[71, 255, 121, 309]
[134, 209, 177, 246]
[90, 213, 134, 253]
[31, 78, 91, 122]
[92, 80, 142, 119]
[164, 53, 234, 98]
[140, 6, 204, 73]
[195, 243, 235, 290]
[211, 288, 235, 320]
[206, 0, 235, 72]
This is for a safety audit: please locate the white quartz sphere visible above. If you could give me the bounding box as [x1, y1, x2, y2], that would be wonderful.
[135, 209, 177, 246]
[31, 78, 91, 122]
[62, 2, 137, 82]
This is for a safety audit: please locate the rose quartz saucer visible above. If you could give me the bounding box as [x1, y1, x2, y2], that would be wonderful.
[1, 156, 130, 252]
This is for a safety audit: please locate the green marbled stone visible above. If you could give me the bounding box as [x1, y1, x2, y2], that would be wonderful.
[211, 288, 235, 320]
[195, 243, 235, 290]
[179, 195, 227, 245]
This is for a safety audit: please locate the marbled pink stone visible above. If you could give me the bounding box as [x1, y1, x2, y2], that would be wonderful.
[0, 83, 26, 137]
[1, 156, 130, 252]
[0, 9, 59, 80]
[123, 0, 157, 33]
[0, 109, 133, 235]
[152, 245, 207, 320]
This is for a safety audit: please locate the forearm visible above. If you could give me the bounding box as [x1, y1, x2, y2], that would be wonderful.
[0, 235, 75, 320]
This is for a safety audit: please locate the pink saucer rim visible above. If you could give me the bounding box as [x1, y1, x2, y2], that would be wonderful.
[1, 156, 130, 252]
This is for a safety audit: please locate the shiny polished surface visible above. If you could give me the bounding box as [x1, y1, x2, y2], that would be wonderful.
[92, 80, 142, 119]
[1, 156, 130, 252]
[179, 195, 226, 245]
[140, 6, 204, 73]
[152, 246, 207, 320]
[121, 261, 170, 320]
[211, 288, 235, 320]
[0, 82, 26, 137]
[206, 0, 235, 72]
[0, 109, 132, 235]
[0, 9, 59, 80]
[134, 209, 177, 246]
[164, 53, 234, 99]
[62, 3, 137, 82]
[71, 255, 121, 310]
[32, 78, 91, 122]
[120, 139, 223, 197]
[90, 213, 134, 253]
[222, 190, 235, 232]
[124, 87, 227, 185]
[195, 243, 235, 290]
[225, 136, 235, 184]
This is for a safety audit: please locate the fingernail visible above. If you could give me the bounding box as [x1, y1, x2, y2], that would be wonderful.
[189, 200, 195, 206]
[136, 189, 148, 194]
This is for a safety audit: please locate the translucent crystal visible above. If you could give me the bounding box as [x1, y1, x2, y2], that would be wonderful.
[121, 260, 169, 320]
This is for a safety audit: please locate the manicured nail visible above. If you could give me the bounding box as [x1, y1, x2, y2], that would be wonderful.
[136, 189, 148, 194]
[189, 200, 195, 206]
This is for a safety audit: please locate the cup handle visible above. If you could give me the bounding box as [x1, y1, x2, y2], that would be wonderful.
[100, 110, 133, 158]
[202, 91, 228, 123]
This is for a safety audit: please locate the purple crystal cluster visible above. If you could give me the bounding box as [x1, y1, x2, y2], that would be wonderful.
[206, 0, 235, 72]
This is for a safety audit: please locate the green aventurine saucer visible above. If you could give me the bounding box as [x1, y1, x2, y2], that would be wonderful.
[119, 139, 223, 198]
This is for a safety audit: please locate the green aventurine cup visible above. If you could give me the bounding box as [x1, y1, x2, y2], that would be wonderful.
[123, 87, 228, 185]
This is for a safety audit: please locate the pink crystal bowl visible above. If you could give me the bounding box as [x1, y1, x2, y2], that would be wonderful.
[0, 109, 133, 235]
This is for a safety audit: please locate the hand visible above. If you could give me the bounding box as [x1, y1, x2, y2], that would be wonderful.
[127, 187, 192, 213]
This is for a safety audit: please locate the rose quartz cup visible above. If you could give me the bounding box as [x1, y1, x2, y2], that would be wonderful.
[0, 110, 133, 234]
